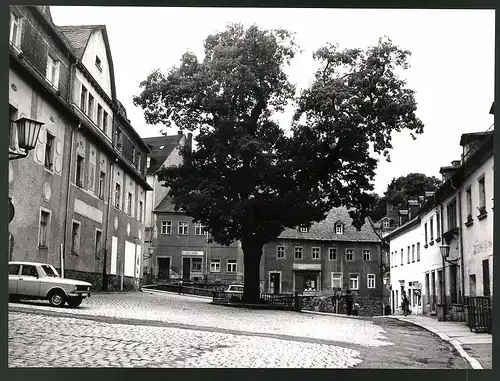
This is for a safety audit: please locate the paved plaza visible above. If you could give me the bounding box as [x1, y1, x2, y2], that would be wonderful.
[8, 291, 471, 368]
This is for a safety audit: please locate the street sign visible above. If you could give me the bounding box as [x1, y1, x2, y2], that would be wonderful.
[8, 198, 15, 223]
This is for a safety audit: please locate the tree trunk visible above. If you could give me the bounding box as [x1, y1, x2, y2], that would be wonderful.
[241, 238, 264, 304]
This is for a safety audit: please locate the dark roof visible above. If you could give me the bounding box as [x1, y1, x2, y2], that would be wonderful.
[459, 131, 491, 147]
[143, 134, 183, 174]
[154, 194, 183, 214]
[57, 25, 104, 60]
[489, 102, 494, 115]
[278, 207, 381, 243]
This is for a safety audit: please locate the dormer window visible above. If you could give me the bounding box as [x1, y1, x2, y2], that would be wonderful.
[299, 227, 308, 233]
[335, 223, 343, 235]
[383, 220, 390, 228]
[95, 56, 102, 71]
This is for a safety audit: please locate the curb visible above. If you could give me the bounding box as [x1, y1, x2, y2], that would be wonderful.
[389, 316, 483, 369]
[141, 288, 213, 300]
[301, 310, 368, 320]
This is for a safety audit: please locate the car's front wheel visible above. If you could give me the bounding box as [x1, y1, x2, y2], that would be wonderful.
[67, 297, 83, 308]
[48, 290, 66, 307]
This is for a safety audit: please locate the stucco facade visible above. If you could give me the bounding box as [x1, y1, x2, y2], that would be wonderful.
[8, 5, 152, 291]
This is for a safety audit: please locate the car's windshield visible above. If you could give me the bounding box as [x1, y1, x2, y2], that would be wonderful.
[230, 286, 244, 292]
[40, 265, 59, 277]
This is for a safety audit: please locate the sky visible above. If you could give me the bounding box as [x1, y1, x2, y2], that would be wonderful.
[50, 7, 495, 196]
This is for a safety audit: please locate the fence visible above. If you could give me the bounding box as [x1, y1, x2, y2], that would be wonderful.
[465, 296, 492, 334]
[212, 291, 298, 310]
[143, 283, 216, 297]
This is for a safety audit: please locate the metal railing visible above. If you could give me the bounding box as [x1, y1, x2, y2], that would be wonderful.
[465, 296, 492, 334]
[212, 291, 297, 310]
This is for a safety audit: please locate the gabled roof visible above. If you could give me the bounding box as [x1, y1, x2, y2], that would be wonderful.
[154, 194, 183, 214]
[278, 207, 381, 243]
[143, 134, 184, 174]
[57, 24, 117, 102]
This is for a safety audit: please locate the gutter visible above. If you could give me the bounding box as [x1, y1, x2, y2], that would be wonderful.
[62, 122, 82, 277]
[102, 160, 115, 291]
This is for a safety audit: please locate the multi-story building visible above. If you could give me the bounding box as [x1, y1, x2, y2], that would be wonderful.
[151, 195, 244, 283]
[141, 131, 192, 282]
[8, 5, 152, 290]
[261, 208, 382, 302]
[387, 121, 493, 319]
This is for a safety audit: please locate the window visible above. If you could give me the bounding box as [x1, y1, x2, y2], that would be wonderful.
[137, 154, 142, 171]
[80, 86, 88, 112]
[127, 192, 133, 216]
[95, 55, 102, 71]
[44, 132, 55, 170]
[362, 249, 371, 261]
[88, 163, 95, 191]
[46, 56, 60, 89]
[429, 217, 434, 241]
[336, 224, 343, 234]
[116, 129, 123, 150]
[9, 12, 22, 47]
[39, 210, 50, 248]
[407, 246, 410, 264]
[76, 155, 84, 187]
[22, 265, 38, 277]
[367, 274, 376, 289]
[103, 111, 108, 135]
[178, 221, 188, 235]
[95, 230, 102, 260]
[210, 259, 220, 272]
[465, 187, 472, 217]
[345, 249, 354, 261]
[161, 221, 172, 235]
[349, 274, 359, 290]
[329, 248, 337, 261]
[98, 171, 106, 200]
[132, 147, 137, 166]
[114, 183, 121, 209]
[191, 258, 202, 272]
[88, 93, 94, 120]
[447, 199, 457, 229]
[312, 247, 320, 260]
[97, 104, 103, 128]
[71, 221, 81, 254]
[331, 273, 342, 289]
[436, 211, 441, 237]
[294, 247, 303, 260]
[227, 259, 237, 273]
[478, 176, 486, 210]
[424, 223, 428, 245]
[9, 264, 20, 275]
[383, 220, 390, 228]
[417, 243, 420, 261]
[9, 105, 18, 150]
[276, 246, 285, 259]
[299, 227, 308, 233]
[400, 249, 403, 266]
[412, 244, 415, 262]
[138, 201, 143, 223]
[195, 223, 205, 235]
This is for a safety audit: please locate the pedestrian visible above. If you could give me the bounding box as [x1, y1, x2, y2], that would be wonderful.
[401, 290, 410, 316]
[178, 279, 183, 295]
[345, 289, 354, 316]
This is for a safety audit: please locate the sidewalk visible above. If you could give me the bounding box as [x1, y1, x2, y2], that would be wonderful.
[388, 314, 492, 369]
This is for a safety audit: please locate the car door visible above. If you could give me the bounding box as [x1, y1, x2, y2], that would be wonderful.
[18, 265, 42, 297]
[8, 264, 21, 295]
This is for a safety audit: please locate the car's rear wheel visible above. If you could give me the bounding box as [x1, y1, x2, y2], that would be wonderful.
[9, 295, 21, 303]
[48, 290, 66, 307]
[67, 297, 83, 308]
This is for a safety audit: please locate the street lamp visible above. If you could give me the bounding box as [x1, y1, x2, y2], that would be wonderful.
[439, 244, 451, 319]
[439, 245, 450, 258]
[9, 117, 44, 160]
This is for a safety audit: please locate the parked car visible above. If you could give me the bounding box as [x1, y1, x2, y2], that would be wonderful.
[8, 261, 93, 308]
[224, 284, 244, 302]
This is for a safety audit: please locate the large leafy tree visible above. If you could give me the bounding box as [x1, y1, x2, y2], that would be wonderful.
[133, 24, 424, 303]
[371, 173, 442, 220]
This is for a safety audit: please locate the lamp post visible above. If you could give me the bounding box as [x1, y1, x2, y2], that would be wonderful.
[439, 244, 451, 316]
[147, 246, 154, 283]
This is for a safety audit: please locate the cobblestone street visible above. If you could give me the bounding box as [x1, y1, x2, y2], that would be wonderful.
[8, 292, 470, 368]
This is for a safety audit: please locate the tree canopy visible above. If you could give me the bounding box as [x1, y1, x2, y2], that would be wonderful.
[133, 23, 425, 302]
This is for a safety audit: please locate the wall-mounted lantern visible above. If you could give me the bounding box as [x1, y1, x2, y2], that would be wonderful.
[9, 117, 44, 160]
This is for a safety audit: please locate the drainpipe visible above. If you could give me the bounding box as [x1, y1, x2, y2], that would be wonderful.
[62, 122, 82, 278]
[450, 178, 466, 304]
[102, 160, 115, 291]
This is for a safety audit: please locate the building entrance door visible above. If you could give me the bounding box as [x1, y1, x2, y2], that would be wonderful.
[269, 272, 281, 294]
[450, 265, 458, 303]
[182, 257, 191, 280]
[431, 271, 436, 310]
[157, 257, 170, 281]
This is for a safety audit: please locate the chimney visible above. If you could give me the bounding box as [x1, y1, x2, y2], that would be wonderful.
[398, 209, 409, 226]
[187, 133, 193, 151]
[451, 160, 461, 168]
[178, 130, 183, 136]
